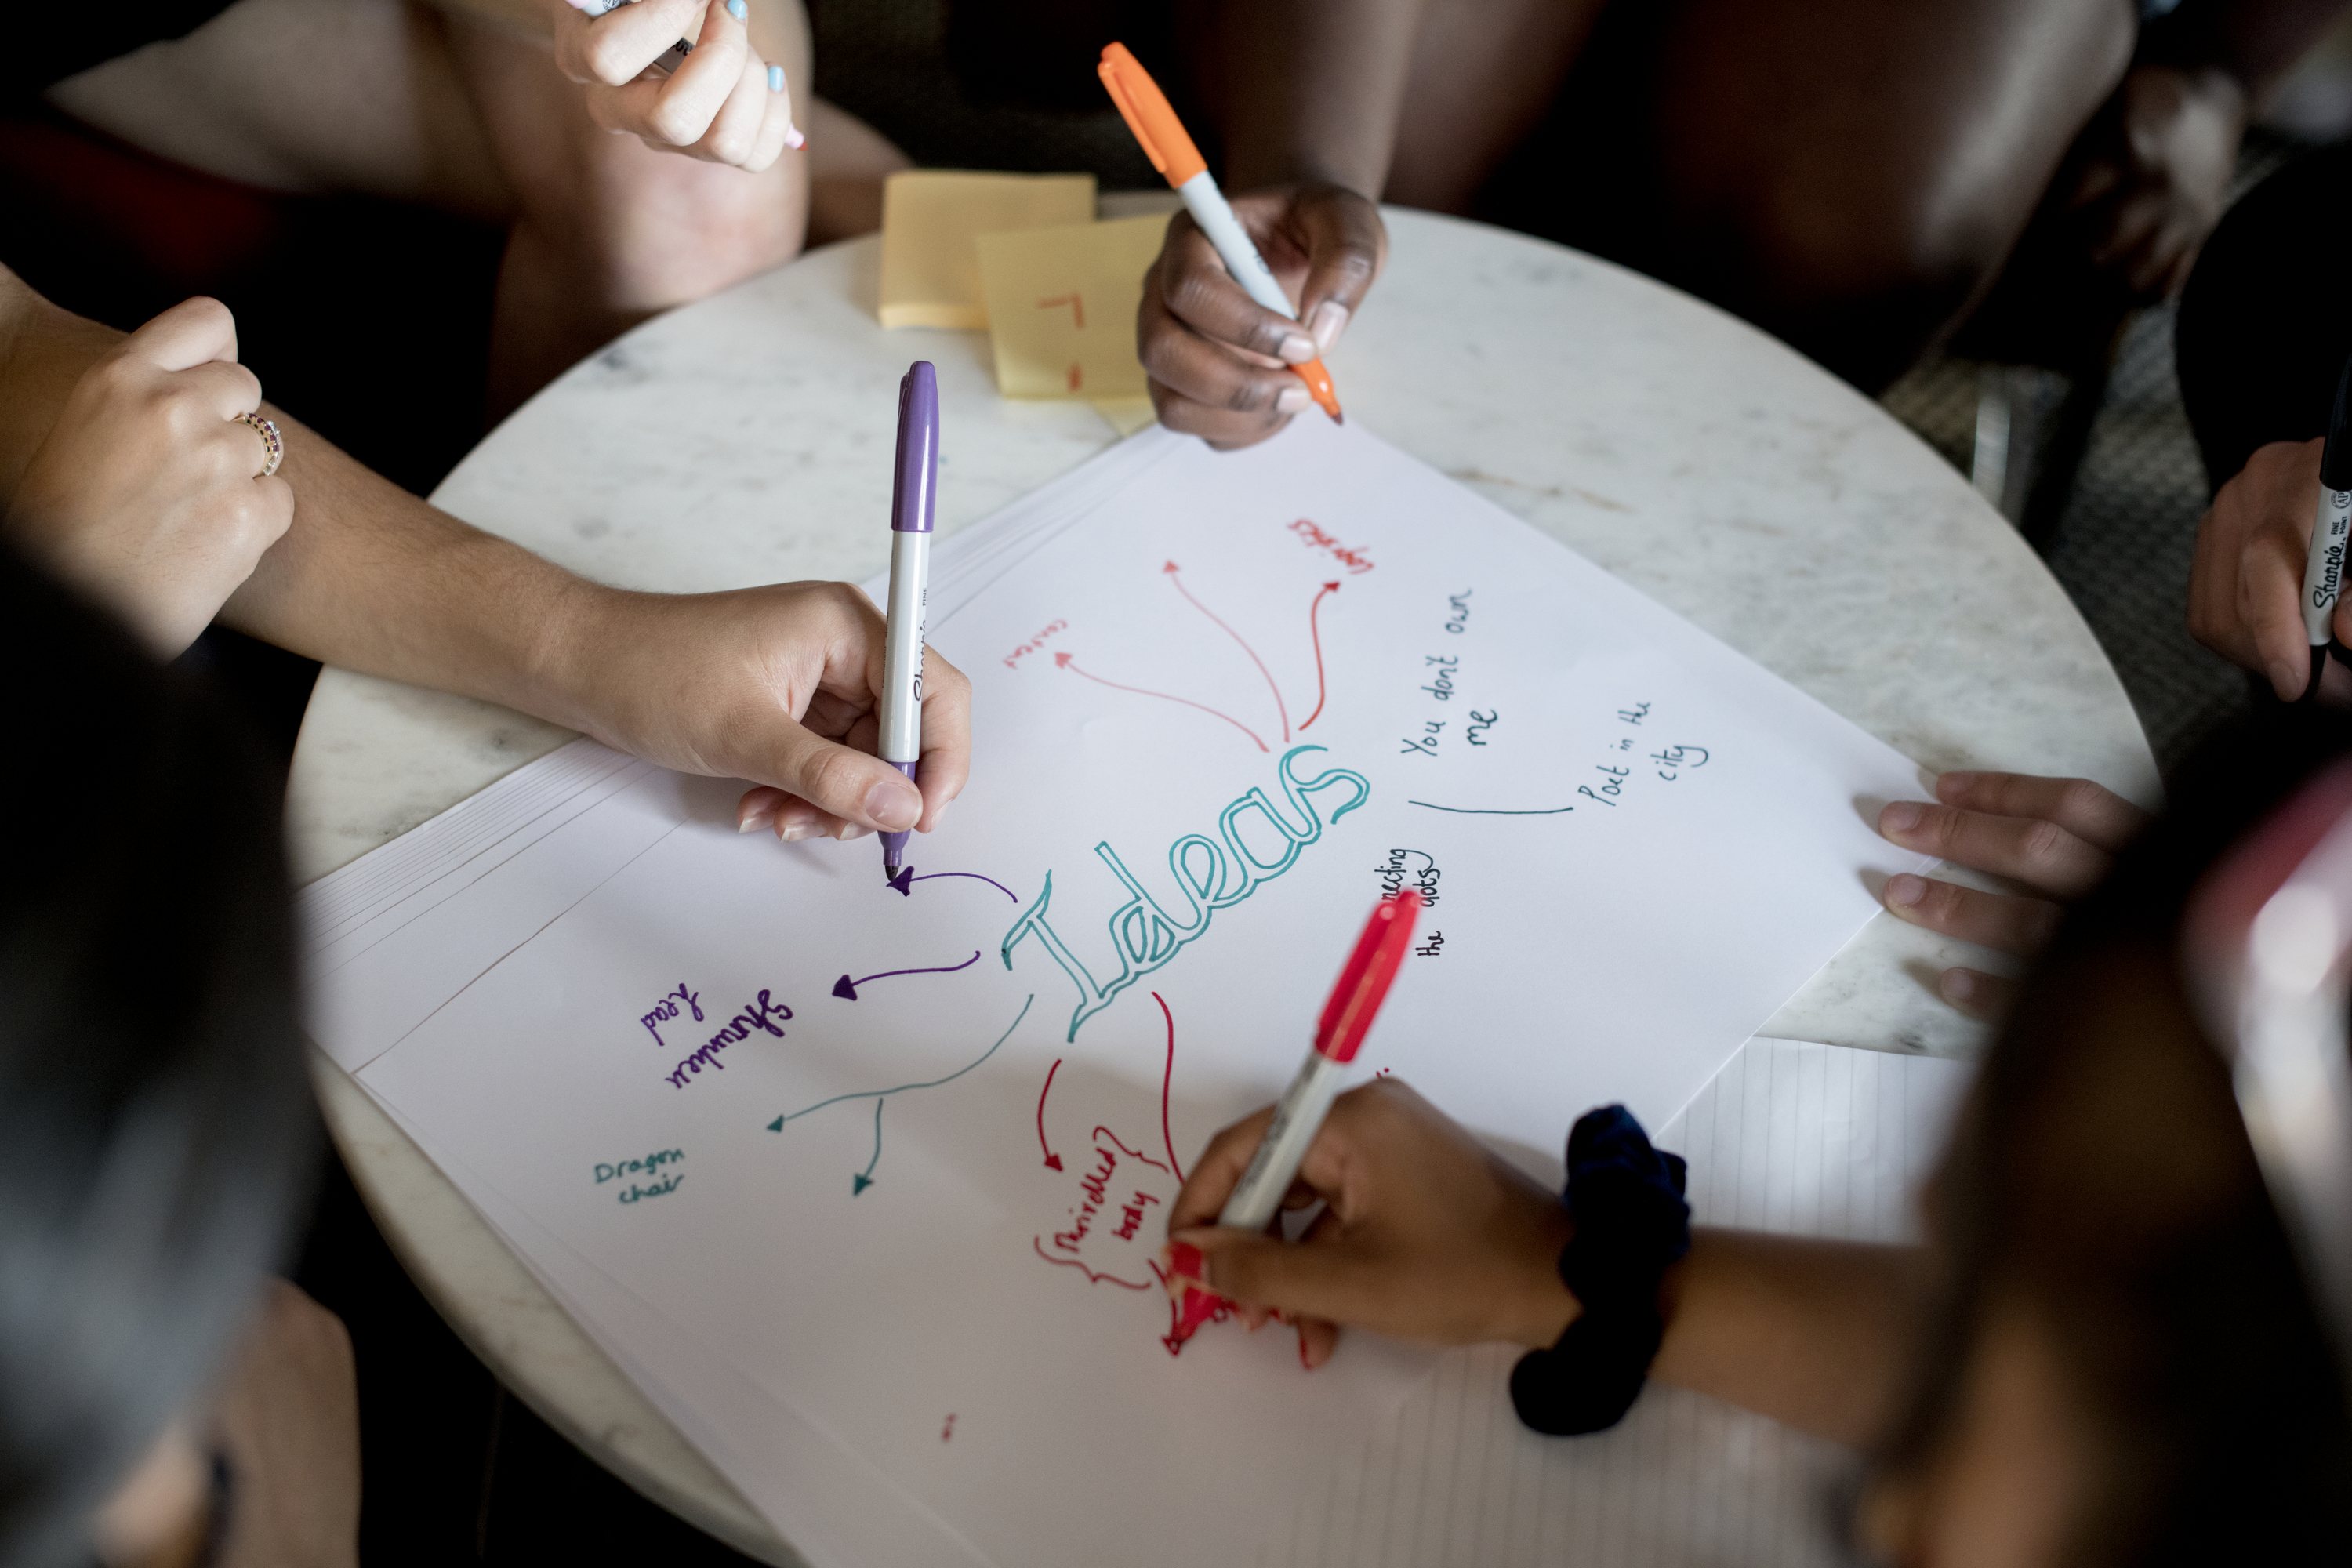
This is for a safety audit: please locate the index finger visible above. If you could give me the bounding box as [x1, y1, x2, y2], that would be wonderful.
[1166, 1104, 1276, 1234]
[558, 0, 706, 85]
[1282, 187, 1385, 347]
[125, 297, 239, 373]
[1931, 771, 2151, 851]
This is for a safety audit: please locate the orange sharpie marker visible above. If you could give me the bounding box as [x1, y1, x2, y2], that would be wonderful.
[1098, 42, 1343, 423]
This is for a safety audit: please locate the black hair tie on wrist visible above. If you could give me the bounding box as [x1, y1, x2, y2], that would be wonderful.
[1509, 1105, 1690, 1436]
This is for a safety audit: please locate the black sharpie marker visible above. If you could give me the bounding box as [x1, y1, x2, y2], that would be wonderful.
[2299, 353, 2352, 701]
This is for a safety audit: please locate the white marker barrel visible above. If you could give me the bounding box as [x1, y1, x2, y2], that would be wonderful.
[1218, 1050, 1348, 1232]
[2306, 488, 2352, 646]
[1176, 171, 1299, 322]
[880, 529, 929, 765]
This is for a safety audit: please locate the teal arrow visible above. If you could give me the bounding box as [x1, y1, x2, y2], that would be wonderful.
[851, 1098, 884, 1196]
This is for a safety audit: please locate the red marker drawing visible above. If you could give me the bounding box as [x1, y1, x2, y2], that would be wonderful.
[1299, 580, 1340, 731]
[1164, 561, 1290, 742]
[1054, 652, 1269, 751]
[1163, 890, 1423, 1354]
[1037, 1058, 1065, 1171]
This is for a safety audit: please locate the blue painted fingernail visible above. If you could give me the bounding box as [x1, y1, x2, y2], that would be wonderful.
[768, 63, 783, 92]
[725, 0, 746, 19]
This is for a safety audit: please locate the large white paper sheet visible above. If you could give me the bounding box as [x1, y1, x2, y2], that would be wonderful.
[307, 416, 1933, 1567]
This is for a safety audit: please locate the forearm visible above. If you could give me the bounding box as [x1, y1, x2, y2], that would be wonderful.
[1195, 0, 1425, 196]
[1650, 1229, 1930, 1447]
[219, 412, 606, 728]
[0, 267, 605, 724]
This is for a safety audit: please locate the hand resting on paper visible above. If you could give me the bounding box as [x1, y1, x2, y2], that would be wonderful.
[1161, 1078, 1577, 1370]
[550, 580, 971, 844]
[1137, 183, 1385, 450]
[1873, 770, 2151, 1020]
[550, 0, 803, 171]
[2, 297, 292, 657]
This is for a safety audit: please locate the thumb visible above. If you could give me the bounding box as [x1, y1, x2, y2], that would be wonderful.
[1174, 1225, 1377, 1329]
[1291, 187, 1385, 354]
[756, 723, 923, 833]
[128, 296, 241, 372]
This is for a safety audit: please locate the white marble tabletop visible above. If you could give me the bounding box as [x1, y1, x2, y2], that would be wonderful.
[287, 205, 2158, 1563]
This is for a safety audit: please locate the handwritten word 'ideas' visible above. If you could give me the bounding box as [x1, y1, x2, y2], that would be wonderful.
[1002, 619, 1069, 671]
[1003, 746, 1371, 1040]
[663, 989, 793, 1089]
[596, 1147, 684, 1204]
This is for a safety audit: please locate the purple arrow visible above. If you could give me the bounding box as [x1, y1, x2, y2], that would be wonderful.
[887, 868, 1019, 902]
[832, 949, 982, 1000]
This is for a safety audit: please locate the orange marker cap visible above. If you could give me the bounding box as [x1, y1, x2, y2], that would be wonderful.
[1098, 42, 1207, 188]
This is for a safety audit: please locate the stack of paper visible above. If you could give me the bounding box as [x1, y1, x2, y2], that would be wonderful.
[303, 416, 1937, 1566]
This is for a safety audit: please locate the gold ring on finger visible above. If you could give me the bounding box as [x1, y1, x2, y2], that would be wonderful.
[235, 411, 283, 478]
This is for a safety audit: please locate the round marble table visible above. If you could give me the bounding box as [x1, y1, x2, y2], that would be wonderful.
[286, 205, 2159, 1563]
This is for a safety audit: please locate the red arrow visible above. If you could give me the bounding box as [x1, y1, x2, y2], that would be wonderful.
[1037, 1057, 1064, 1171]
[1152, 991, 1184, 1181]
[1299, 580, 1341, 731]
[1164, 562, 1290, 742]
[1054, 652, 1269, 751]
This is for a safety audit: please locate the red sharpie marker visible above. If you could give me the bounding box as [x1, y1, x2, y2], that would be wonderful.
[1164, 890, 1422, 1353]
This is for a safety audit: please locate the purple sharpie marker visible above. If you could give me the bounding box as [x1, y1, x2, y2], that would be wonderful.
[877, 361, 938, 880]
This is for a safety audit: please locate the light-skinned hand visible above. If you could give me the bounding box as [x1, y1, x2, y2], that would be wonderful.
[546, 580, 970, 845]
[550, 0, 802, 171]
[1162, 1077, 1576, 1369]
[1137, 182, 1385, 450]
[2066, 64, 2246, 302]
[2189, 436, 2352, 702]
[3, 296, 292, 657]
[1875, 770, 2151, 1018]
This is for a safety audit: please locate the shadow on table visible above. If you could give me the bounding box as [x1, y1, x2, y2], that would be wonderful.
[294, 1149, 768, 1566]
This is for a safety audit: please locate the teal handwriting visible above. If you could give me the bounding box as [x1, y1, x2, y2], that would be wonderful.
[1001, 746, 1370, 1040]
[596, 1149, 684, 1205]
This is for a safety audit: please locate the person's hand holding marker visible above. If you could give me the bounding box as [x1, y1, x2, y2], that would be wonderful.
[1098, 43, 1378, 451]
[1873, 771, 2151, 1018]
[532, 579, 969, 845]
[1162, 1078, 1579, 1370]
[2191, 437, 2352, 702]
[553, 0, 803, 171]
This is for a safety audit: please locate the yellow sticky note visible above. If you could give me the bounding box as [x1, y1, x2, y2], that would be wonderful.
[878, 171, 1098, 329]
[975, 215, 1169, 400]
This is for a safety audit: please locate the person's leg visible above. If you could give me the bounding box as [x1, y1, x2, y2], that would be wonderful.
[1635, 0, 2138, 389]
[1461, 0, 2138, 391]
[437, 1, 812, 419]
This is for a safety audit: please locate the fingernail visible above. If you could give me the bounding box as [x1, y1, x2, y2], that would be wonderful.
[768, 64, 784, 92]
[725, 0, 746, 18]
[835, 823, 873, 841]
[1276, 332, 1316, 365]
[2272, 659, 2303, 699]
[785, 124, 805, 149]
[1275, 384, 1310, 415]
[1942, 969, 1980, 1004]
[1308, 300, 1349, 353]
[737, 812, 768, 834]
[1167, 1241, 1207, 1289]
[1884, 873, 1927, 909]
[1881, 802, 1922, 833]
[864, 780, 920, 831]
[1937, 771, 1977, 793]
[779, 820, 812, 842]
